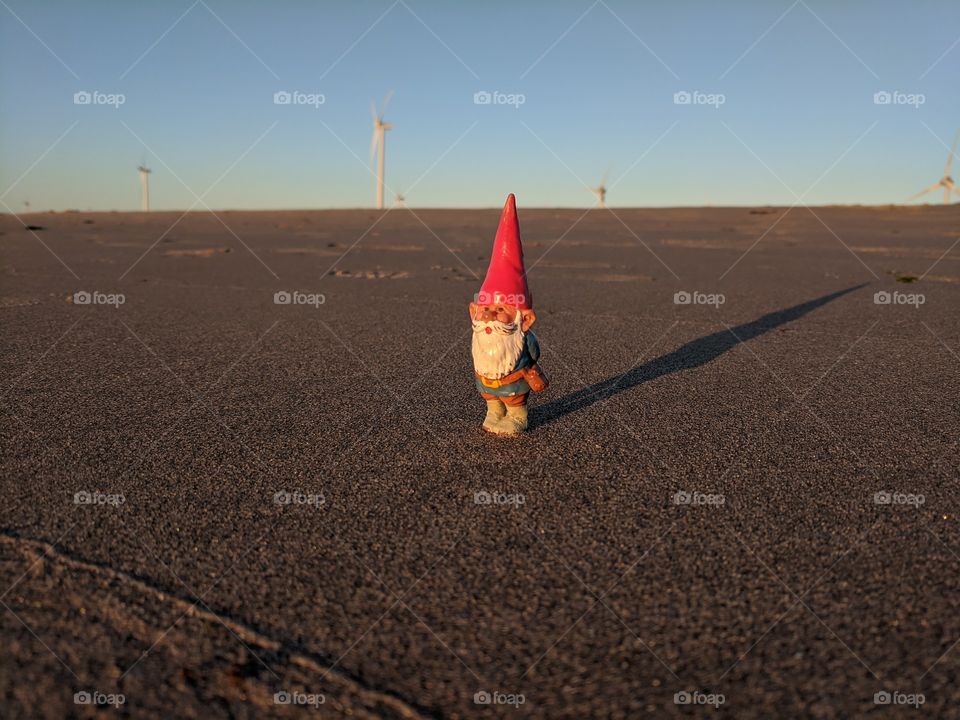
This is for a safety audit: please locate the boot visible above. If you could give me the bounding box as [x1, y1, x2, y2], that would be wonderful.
[482, 398, 506, 432]
[487, 403, 528, 435]
[504, 403, 528, 433]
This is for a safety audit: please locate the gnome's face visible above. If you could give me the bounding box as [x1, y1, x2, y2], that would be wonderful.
[469, 303, 537, 331]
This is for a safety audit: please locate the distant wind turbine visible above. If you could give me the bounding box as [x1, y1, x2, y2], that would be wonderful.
[905, 129, 959, 204]
[590, 168, 609, 208]
[138, 164, 151, 212]
[393, 190, 406, 208]
[370, 92, 394, 210]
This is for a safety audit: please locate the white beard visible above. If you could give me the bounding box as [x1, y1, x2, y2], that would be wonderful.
[472, 312, 525, 379]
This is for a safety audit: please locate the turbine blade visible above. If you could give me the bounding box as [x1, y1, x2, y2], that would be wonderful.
[946, 129, 959, 176]
[904, 182, 943, 202]
[370, 100, 378, 122]
[381, 90, 394, 116]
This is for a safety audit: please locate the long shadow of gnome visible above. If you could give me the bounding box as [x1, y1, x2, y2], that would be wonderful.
[533, 284, 867, 428]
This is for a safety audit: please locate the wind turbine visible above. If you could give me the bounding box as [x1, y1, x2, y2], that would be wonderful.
[138, 164, 151, 212]
[905, 129, 960, 204]
[393, 191, 406, 208]
[590, 168, 610, 208]
[370, 92, 394, 210]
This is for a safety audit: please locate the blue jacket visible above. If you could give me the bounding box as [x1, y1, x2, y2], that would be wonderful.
[475, 331, 540, 397]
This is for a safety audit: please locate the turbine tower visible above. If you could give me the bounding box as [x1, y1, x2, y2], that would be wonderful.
[591, 169, 609, 208]
[138, 164, 151, 212]
[906, 129, 960, 204]
[370, 92, 394, 210]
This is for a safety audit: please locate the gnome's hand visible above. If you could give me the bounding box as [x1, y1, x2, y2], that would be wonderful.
[519, 308, 536, 332]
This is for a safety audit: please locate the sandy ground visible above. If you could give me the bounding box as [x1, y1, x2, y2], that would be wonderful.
[1, 205, 959, 718]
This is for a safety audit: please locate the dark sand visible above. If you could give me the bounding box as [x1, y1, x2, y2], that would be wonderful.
[1, 206, 959, 718]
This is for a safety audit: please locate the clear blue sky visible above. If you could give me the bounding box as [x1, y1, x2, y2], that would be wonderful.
[1, 0, 957, 210]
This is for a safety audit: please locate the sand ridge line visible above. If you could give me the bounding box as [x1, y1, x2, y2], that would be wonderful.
[850, 245, 959, 259]
[327, 269, 411, 280]
[536, 260, 615, 269]
[274, 244, 425, 255]
[659, 238, 749, 250]
[162, 247, 232, 258]
[271, 247, 343, 256]
[0, 297, 41, 308]
[0, 532, 431, 720]
[590, 273, 654, 282]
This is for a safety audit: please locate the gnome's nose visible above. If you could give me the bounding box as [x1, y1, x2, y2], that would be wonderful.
[485, 327, 492, 334]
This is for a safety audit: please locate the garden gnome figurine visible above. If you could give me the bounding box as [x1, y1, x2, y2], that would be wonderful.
[470, 194, 549, 435]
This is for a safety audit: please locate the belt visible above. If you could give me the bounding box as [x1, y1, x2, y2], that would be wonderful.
[475, 366, 527, 389]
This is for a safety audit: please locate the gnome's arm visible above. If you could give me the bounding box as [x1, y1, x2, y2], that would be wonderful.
[526, 332, 540, 364]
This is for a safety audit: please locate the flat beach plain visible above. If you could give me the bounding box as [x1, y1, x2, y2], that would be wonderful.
[1, 206, 959, 718]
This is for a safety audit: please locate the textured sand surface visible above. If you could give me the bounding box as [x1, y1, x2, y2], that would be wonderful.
[1, 206, 959, 718]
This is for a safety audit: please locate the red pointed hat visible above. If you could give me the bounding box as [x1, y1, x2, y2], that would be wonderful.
[476, 194, 531, 309]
